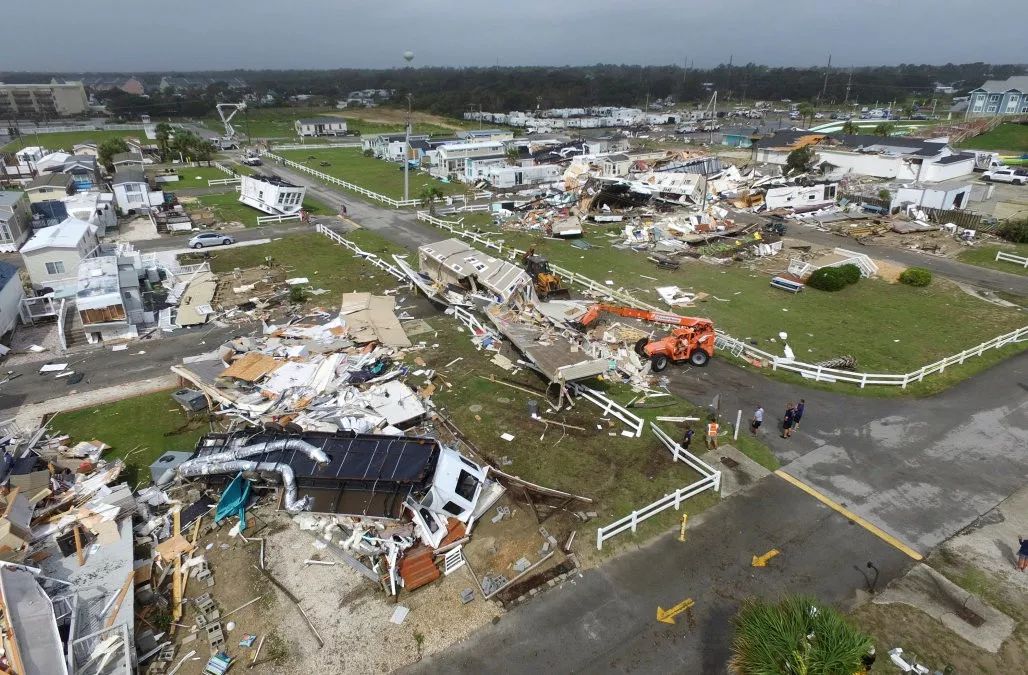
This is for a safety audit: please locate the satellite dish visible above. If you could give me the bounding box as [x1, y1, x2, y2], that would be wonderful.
[403, 51, 415, 62]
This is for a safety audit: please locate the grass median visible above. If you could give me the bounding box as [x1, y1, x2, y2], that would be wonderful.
[277, 148, 466, 200]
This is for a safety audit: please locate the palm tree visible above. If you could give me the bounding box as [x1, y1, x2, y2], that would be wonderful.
[840, 120, 858, 135]
[873, 122, 895, 137]
[730, 596, 874, 674]
[796, 102, 815, 128]
[155, 123, 172, 161]
[418, 185, 444, 214]
[505, 145, 521, 166]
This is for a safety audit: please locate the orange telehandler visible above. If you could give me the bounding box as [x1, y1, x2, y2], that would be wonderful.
[574, 303, 716, 371]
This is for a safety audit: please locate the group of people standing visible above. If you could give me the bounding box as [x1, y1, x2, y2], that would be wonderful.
[679, 399, 808, 451]
[750, 399, 805, 438]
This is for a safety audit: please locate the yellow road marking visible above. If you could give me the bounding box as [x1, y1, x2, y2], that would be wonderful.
[774, 470, 923, 561]
[752, 549, 780, 567]
[657, 597, 695, 624]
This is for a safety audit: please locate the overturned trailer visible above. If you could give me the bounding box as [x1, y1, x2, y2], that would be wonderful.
[177, 430, 487, 524]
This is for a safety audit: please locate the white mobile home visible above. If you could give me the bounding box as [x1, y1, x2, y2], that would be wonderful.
[418, 238, 530, 303]
[295, 117, 348, 137]
[112, 167, 163, 215]
[238, 174, 306, 215]
[19, 217, 99, 294]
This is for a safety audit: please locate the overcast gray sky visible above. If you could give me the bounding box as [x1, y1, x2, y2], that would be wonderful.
[3, 0, 1025, 71]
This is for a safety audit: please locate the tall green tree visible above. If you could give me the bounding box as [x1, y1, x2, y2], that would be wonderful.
[730, 596, 874, 675]
[418, 185, 444, 213]
[98, 138, 130, 172]
[155, 123, 173, 161]
[873, 123, 894, 137]
[796, 102, 815, 128]
[785, 146, 814, 176]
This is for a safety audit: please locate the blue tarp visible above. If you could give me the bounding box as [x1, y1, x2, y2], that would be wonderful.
[214, 473, 251, 531]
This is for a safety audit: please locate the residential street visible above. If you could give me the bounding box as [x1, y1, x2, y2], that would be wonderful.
[1, 151, 1023, 673]
[411, 351, 1028, 674]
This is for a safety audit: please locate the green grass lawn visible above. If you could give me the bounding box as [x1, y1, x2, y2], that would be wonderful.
[278, 148, 467, 200]
[49, 390, 208, 486]
[188, 192, 332, 227]
[180, 230, 405, 296]
[957, 123, 1028, 154]
[154, 165, 239, 190]
[451, 226, 1026, 374]
[957, 242, 1028, 276]
[201, 106, 464, 140]
[1, 129, 149, 152]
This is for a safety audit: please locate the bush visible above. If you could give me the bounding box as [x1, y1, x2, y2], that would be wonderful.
[363, 149, 374, 158]
[807, 267, 848, 291]
[289, 286, 307, 303]
[899, 267, 933, 287]
[836, 263, 862, 285]
[997, 218, 1028, 244]
[807, 264, 861, 292]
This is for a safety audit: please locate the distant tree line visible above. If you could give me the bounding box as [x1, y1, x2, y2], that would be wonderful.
[3, 62, 1023, 120]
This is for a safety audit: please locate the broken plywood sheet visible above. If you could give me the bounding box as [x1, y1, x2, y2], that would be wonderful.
[339, 293, 411, 348]
[176, 271, 218, 327]
[155, 534, 195, 563]
[364, 380, 426, 426]
[220, 351, 282, 382]
[486, 306, 607, 384]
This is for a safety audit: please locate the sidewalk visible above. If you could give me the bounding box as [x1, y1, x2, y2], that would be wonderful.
[11, 373, 178, 431]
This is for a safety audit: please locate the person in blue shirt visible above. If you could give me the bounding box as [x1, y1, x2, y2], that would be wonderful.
[794, 399, 806, 430]
[1018, 536, 1028, 572]
[782, 403, 795, 438]
[681, 424, 694, 451]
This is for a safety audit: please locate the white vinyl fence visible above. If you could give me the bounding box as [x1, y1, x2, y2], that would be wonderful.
[596, 423, 721, 550]
[259, 150, 489, 209]
[256, 213, 301, 225]
[415, 211, 1028, 390]
[996, 250, 1028, 268]
[315, 223, 405, 281]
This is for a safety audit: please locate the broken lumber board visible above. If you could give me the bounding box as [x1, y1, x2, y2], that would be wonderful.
[488, 466, 593, 503]
[104, 570, 135, 628]
[254, 565, 324, 648]
[74, 526, 84, 566]
[477, 374, 547, 397]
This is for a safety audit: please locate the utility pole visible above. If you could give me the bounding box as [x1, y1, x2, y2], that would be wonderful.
[403, 93, 412, 203]
[726, 54, 733, 101]
[844, 69, 853, 104]
[819, 54, 832, 102]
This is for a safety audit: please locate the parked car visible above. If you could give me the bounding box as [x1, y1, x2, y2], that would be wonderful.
[982, 168, 1027, 185]
[241, 156, 262, 166]
[188, 232, 236, 249]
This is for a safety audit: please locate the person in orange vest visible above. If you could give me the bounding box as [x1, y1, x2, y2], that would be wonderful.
[705, 417, 720, 450]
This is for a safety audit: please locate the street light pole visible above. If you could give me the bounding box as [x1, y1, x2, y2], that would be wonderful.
[403, 93, 412, 202]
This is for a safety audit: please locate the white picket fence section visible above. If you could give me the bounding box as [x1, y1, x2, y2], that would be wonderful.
[259, 150, 490, 209]
[208, 177, 241, 187]
[271, 142, 363, 151]
[261, 150, 419, 207]
[415, 211, 1028, 389]
[314, 223, 405, 281]
[569, 384, 644, 437]
[996, 250, 1028, 268]
[212, 161, 236, 176]
[596, 423, 721, 550]
[256, 213, 301, 225]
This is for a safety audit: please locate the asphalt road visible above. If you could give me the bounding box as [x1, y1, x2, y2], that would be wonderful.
[408, 478, 911, 674]
[3, 149, 1023, 672]
[412, 351, 1028, 674]
[0, 322, 251, 416]
[788, 226, 1028, 296]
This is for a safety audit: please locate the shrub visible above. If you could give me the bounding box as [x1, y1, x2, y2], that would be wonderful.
[807, 266, 848, 291]
[877, 188, 891, 201]
[997, 218, 1028, 244]
[289, 286, 307, 303]
[836, 263, 862, 285]
[899, 267, 932, 287]
[363, 149, 374, 158]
